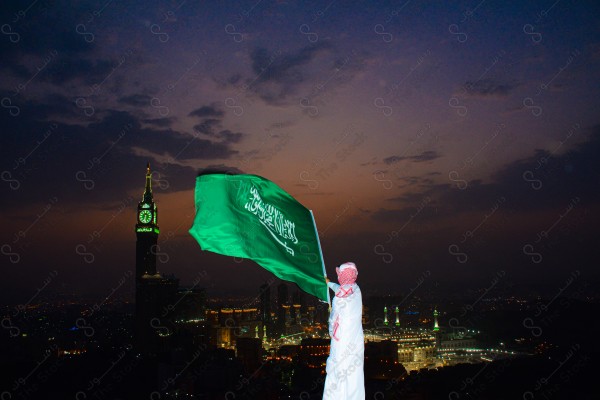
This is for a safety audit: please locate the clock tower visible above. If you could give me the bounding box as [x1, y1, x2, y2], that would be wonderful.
[135, 163, 159, 281]
[134, 163, 207, 355]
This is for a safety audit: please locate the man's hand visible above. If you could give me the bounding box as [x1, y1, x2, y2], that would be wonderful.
[325, 277, 330, 283]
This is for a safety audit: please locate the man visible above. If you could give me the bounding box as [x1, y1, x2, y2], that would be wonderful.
[323, 262, 365, 400]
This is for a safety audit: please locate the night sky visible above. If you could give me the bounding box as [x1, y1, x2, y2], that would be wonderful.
[1, 0, 599, 304]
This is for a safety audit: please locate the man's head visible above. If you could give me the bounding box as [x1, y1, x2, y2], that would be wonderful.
[336, 262, 358, 285]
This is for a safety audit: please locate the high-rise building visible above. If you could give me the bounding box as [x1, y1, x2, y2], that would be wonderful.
[277, 283, 288, 307]
[292, 290, 304, 325]
[134, 163, 179, 356]
[236, 337, 263, 373]
[176, 287, 206, 322]
[259, 283, 271, 323]
[276, 283, 288, 334]
[292, 289, 304, 307]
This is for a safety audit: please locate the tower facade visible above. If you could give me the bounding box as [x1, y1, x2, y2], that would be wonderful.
[134, 163, 178, 356]
[135, 163, 159, 281]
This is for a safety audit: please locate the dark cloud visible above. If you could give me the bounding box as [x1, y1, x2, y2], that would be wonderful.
[10, 92, 82, 120]
[0, 105, 238, 209]
[214, 129, 243, 143]
[43, 57, 114, 85]
[193, 118, 221, 135]
[373, 127, 600, 224]
[3, 54, 115, 88]
[384, 156, 407, 165]
[229, 43, 331, 105]
[0, 3, 123, 88]
[462, 79, 518, 98]
[222, 43, 369, 106]
[250, 44, 329, 83]
[119, 94, 152, 107]
[194, 123, 244, 144]
[4, 63, 30, 79]
[383, 150, 441, 165]
[189, 104, 224, 118]
[191, 112, 244, 144]
[142, 117, 176, 127]
[88, 110, 237, 161]
[0, 3, 149, 109]
[227, 74, 242, 85]
[197, 164, 245, 175]
[389, 175, 436, 190]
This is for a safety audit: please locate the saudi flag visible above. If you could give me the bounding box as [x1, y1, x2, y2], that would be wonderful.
[189, 173, 329, 302]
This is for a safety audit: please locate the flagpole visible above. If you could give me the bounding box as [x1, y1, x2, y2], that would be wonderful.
[310, 210, 330, 308]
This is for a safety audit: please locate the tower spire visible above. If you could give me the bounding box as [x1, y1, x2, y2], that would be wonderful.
[143, 162, 153, 202]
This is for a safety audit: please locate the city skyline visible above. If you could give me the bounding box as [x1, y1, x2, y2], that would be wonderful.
[1, 160, 594, 396]
[1, 0, 600, 304]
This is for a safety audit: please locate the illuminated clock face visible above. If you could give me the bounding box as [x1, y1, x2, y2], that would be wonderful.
[139, 210, 152, 224]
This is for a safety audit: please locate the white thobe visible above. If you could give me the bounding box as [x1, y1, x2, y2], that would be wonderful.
[323, 282, 365, 400]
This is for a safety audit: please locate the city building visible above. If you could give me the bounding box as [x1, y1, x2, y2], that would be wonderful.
[276, 283, 288, 335]
[134, 163, 180, 356]
[365, 339, 398, 363]
[236, 337, 263, 373]
[259, 283, 271, 324]
[298, 338, 329, 368]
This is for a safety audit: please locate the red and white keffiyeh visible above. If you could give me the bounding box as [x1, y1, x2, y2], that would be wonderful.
[332, 262, 359, 340]
[335, 262, 358, 297]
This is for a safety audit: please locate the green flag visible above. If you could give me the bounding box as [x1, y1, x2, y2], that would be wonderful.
[189, 173, 328, 302]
